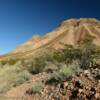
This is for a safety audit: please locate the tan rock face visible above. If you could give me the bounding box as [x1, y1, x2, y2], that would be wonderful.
[13, 18, 100, 54]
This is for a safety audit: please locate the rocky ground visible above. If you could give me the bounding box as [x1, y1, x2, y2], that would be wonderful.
[2, 65, 100, 100]
[24, 66, 100, 100]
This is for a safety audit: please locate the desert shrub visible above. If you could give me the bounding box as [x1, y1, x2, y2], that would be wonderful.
[0, 59, 21, 66]
[57, 37, 100, 69]
[0, 62, 3, 68]
[32, 57, 46, 74]
[76, 36, 100, 69]
[59, 61, 80, 78]
[0, 60, 8, 66]
[13, 70, 32, 86]
[49, 44, 82, 65]
[0, 82, 10, 93]
[62, 45, 82, 64]
[26, 81, 44, 94]
[0, 60, 32, 93]
[79, 43, 100, 69]
[0, 65, 20, 93]
[52, 50, 65, 62]
[46, 61, 80, 84]
[43, 62, 59, 73]
[23, 56, 47, 74]
[7, 59, 20, 65]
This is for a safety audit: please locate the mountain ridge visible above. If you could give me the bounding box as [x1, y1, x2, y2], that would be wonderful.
[0, 18, 100, 60]
[13, 18, 100, 52]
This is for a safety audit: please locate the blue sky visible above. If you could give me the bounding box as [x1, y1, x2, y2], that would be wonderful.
[0, 0, 100, 54]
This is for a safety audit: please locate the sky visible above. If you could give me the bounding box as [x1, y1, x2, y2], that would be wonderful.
[0, 0, 100, 54]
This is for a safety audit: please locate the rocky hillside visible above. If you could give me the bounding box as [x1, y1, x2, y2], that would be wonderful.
[0, 18, 100, 61]
[5, 65, 100, 100]
[14, 18, 100, 53]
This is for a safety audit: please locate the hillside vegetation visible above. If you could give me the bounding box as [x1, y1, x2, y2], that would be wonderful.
[0, 37, 99, 96]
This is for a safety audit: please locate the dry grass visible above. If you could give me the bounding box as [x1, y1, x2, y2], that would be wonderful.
[0, 61, 32, 93]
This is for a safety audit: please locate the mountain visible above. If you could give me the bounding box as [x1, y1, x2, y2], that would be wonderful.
[14, 18, 100, 53]
[0, 18, 100, 100]
[0, 18, 100, 60]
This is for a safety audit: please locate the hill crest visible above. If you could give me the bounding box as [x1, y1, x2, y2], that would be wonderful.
[13, 18, 100, 53]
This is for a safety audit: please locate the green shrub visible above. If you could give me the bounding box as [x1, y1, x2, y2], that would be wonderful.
[56, 37, 100, 69]
[59, 61, 80, 78]
[0, 59, 21, 66]
[0, 60, 8, 66]
[26, 81, 44, 94]
[43, 62, 58, 72]
[13, 70, 32, 87]
[0, 62, 3, 68]
[0, 82, 10, 93]
[46, 61, 80, 84]
[0, 60, 32, 93]
[52, 51, 65, 62]
[23, 56, 46, 74]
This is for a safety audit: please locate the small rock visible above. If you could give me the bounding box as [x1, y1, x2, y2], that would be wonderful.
[98, 80, 100, 83]
[79, 89, 83, 93]
[88, 75, 93, 80]
[80, 73, 83, 77]
[84, 70, 90, 75]
[94, 68, 98, 71]
[75, 80, 83, 88]
[95, 75, 100, 80]
[64, 81, 68, 88]
[95, 93, 100, 99]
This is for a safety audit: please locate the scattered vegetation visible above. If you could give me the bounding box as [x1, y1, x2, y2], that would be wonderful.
[23, 56, 47, 74]
[0, 36, 99, 93]
[50, 37, 100, 70]
[46, 61, 80, 84]
[0, 61, 32, 93]
[13, 70, 32, 87]
[26, 81, 44, 94]
[0, 58, 21, 66]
